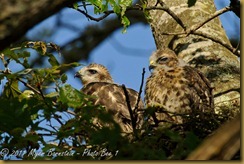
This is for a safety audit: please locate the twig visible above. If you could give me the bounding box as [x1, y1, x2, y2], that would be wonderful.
[66, 110, 76, 116]
[72, 3, 234, 57]
[214, 97, 240, 106]
[37, 133, 56, 136]
[53, 114, 64, 126]
[156, 0, 186, 30]
[230, 0, 240, 17]
[17, 78, 41, 94]
[73, 2, 186, 31]
[162, 30, 240, 57]
[75, 8, 113, 22]
[37, 83, 46, 101]
[134, 68, 145, 114]
[187, 6, 231, 35]
[157, 4, 239, 56]
[121, 84, 137, 137]
[47, 123, 58, 132]
[193, 31, 240, 56]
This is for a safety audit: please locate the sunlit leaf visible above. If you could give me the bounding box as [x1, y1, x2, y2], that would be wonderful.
[61, 74, 67, 83]
[73, 2, 79, 10]
[2, 79, 21, 98]
[17, 51, 30, 58]
[47, 53, 59, 66]
[121, 16, 130, 33]
[111, 2, 120, 14]
[45, 91, 59, 98]
[120, 0, 132, 15]
[59, 84, 86, 108]
[19, 90, 35, 101]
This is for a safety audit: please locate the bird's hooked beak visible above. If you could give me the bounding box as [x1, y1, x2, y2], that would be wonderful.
[149, 60, 156, 72]
[74, 72, 82, 78]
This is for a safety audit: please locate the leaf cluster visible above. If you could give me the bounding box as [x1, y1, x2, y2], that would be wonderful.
[73, 0, 133, 32]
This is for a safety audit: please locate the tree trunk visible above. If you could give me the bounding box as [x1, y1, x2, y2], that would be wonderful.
[146, 0, 240, 116]
[0, 0, 77, 51]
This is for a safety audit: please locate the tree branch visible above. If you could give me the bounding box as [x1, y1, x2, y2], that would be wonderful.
[74, 8, 113, 22]
[186, 115, 240, 160]
[187, 6, 231, 34]
[156, 0, 186, 30]
[229, 0, 240, 17]
[17, 78, 41, 95]
[121, 84, 137, 138]
[134, 67, 145, 114]
[192, 31, 240, 57]
[0, 0, 78, 51]
[160, 5, 240, 57]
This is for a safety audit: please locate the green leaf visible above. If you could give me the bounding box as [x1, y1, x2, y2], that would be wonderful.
[90, 0, 105, 13]
[17, 51, 31, 58]
[73, 2, 79, 10]
[60, 74, 67, 83]
[22, 57, 30, 68]
[57, 62, 82, 69]
[59, 84, 86, 108]
[10, 127, 25, 136]
[184, 131, 200, 150]
[112, 3, 121, 14]
[188, 0, 197, 7]
[119, 0, 132, 15]
[2, 79, 21, 98]
[45, 91, 59, 98]
[19, 90, 34, 101]
[165, 130, 181, 142]
[121, 16, 130, 33]
[47, 53, 59, 66]
[0, 98, 32, 132]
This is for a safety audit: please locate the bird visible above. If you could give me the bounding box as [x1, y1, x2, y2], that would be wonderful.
[145, 48, 214, 125]
[74, 63, 144, 135]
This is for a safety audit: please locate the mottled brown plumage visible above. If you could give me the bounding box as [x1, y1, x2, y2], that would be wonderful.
[75, 63, 143, 134]
[145, 48, 214, 125]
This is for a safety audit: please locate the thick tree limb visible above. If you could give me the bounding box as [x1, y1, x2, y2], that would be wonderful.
[186, 115, 240, 160]
[0, 0, 77, 51]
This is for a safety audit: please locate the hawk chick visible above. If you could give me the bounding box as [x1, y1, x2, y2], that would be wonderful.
[75, 63, 143, 134]
[145, 48, 214, 125]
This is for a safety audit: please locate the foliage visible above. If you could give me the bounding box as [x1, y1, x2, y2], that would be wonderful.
[0, 41, 228, 160]
[73, 0, 132, 33]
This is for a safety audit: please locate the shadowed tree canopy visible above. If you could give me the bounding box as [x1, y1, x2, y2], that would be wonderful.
[0, 0, 240, 160]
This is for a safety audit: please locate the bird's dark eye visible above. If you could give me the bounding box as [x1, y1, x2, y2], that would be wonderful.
[157, 57, 168, 63]
[88, 69, 98, 74]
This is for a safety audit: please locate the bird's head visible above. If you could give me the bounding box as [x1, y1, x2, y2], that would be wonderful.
[75, 63, 113, 86]
[149, 48, 186, 72]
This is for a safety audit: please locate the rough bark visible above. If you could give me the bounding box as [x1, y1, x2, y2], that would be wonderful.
[0, 0, 77, 51]
[147, 0, 240, 116]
